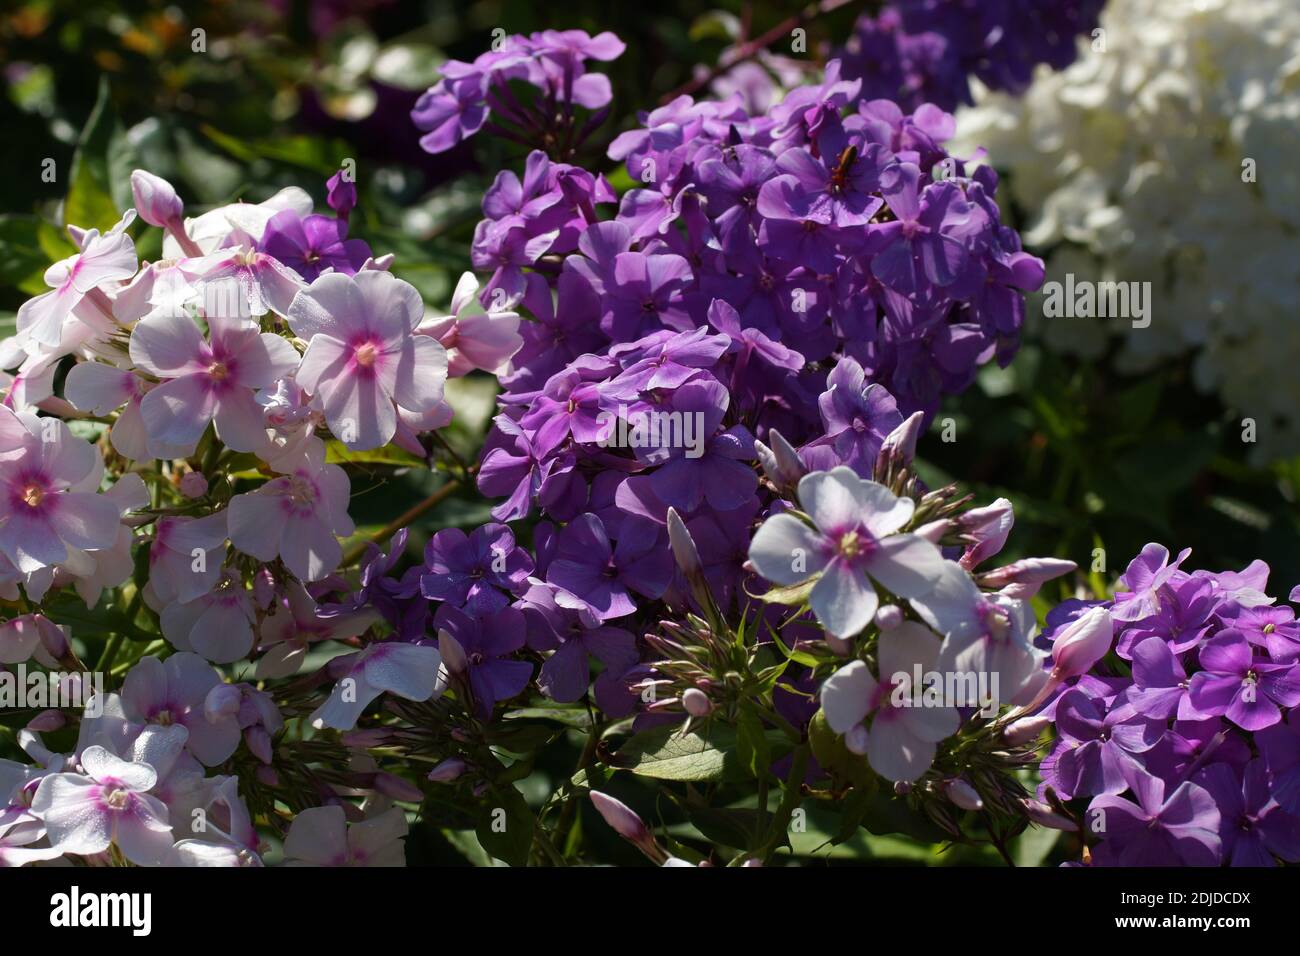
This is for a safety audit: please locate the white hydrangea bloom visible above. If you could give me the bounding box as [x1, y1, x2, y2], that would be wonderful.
[954, 0, 1300, 462]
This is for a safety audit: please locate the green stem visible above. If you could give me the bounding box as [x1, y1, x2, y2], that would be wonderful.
[759, 743, 809, 862]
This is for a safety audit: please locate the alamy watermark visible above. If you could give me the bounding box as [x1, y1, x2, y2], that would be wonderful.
[889, 665, 1001, 718]
[0, 665, 104, 717]
[595, 405, 706, 460]
[1041, 273, 1151, 329]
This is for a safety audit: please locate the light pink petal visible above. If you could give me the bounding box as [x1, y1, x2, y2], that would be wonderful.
[228, 491, 290, 562]
[129, 313, 207, 376]
[821, 659, 877, 733]
[139, 375, 217, 453]
[392, 336, 447, 413]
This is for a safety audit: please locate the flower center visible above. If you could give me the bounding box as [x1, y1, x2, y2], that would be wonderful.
[21, 483, 45, 508]
[287, 475, 316, 506]
[354, 343, 378, 368]
[837, 530, 863, 560]
[154, 709, 175, 726]
[208, 360, 230, 382]
[104, 787, 130, 810]
[1263, 623, 1275, 634]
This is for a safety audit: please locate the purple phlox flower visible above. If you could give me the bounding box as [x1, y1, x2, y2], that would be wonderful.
[420, 522, 534, 610]
[1188, 630, 1300, 731]
[160, 567, 257, 664]
[502, 271, 607, 397]
[258, 209, 372, 282]
[596, 246, 695, 342]
[1195, 760, 1300, 867]
[1128, 636, 1203, 721]
[434, 604, 532, 717]
[633, 377, 757, 514]
[749, 467, 945, 638]
[477, 414, 549, 522]
[469, 218, 559, 310]
[1112, 543, 1193, 623]
[310, 641, 443, 731]
[517, 354, 618, 458]
[412, 72, 492, 155]
[804, 356, 903, 476]
[163, 185, 313, 258]
[695, 144, 778, 255]
[416, 271, 523, 377]
[288, 270, 448, 451]
[17, 211, 137, 348]
[1140, 715, 1251, 784]
[1114, 576, 1218, 659]
[1218, 601, 1300, 664]
[283, 805, 407, 866]
[258, 580, 377, 679]
[1258, 711, 1300, 814]
[0, 407, 119, 574]
[545, 513, 672, 622]
[607, 326, 733, 393]
[130, 310, 298, 456]
[228, 437, 354, 582]
[910, 560, 1044, 706]
[326, 167, 357, 220]
[1087, 763, 1222, 867]
[760, 116, 888, 229]
[120, 653, 241, 767]
[516, 582, 638, 703]
[870, 165, 974, 294]
[820, 622, 959, 782]
[1044, 689, 1162, 799]
[31, 744, 173, 866]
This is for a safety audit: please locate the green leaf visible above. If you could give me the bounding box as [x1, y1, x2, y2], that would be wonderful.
[475, 786, 534, 867]
[324, 440, 425, 467]
[65, 77, 121, 232]
[807, 710, 873, 787]
[613, 725, 738, 781]
[41, 592, 153, 642]
[0, 216, 55, 295]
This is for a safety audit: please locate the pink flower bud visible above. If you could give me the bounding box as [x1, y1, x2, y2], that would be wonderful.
[130, 169, 184, 228]
[26, 709, 66, 733]
[978, 558, 1076, 589]
[1001, 713, 1051, 746]
[589, 791, 652, 847]
[874, 605, 904, 631]
[427, 758, 466, 783]
[956, 498, 1014, 569]
[914, 519, 952, 544]
[682, 687, 712, 717]
[879, 411, 925, 466]
[1022, 799, 1078, 832]
[1049, 606, 1114, 680]
[945, 778, 983, 811]
[179, 471, 208, 499]
[754, 428, 803, 490]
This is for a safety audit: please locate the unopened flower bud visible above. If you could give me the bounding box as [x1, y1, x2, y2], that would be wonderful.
[1001, 713, 1052, 746]
[439, 629, 467, 676]
[1022, 798, 1078, 832]
[754, 428, 803, 491]
[374, 772, 424, 802]
[341, 728, 393, 749]
[874, 605, 904, 631]
[326, 168, 357, 220]
[1049, 606, 1114, 680]
[26, 709, 66, 733]
[427, 758, 466, 783]
[945, 778, 984, 811]
[979, 557, 1076, 590]
[956, 498, 1014, 569]
[131, 169, 184, 227]
[244, 727, 273, 764]
[878, 411, 925, 469]
[179, 471, 208, 499]
[682, 687, 712, 717]
[666, 507, 703, 579]
[589, 791, 654, 849]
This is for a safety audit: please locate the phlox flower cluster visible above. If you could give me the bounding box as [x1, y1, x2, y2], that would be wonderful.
[1034, 544, 1300, 867]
